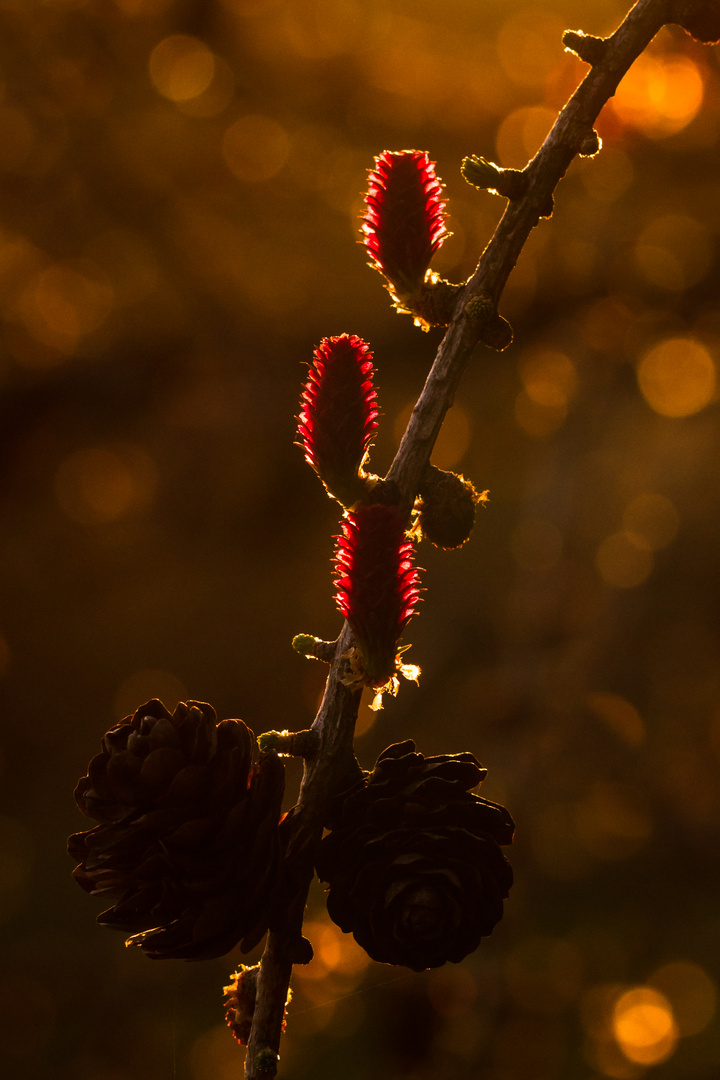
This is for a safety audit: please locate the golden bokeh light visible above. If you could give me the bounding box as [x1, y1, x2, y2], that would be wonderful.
[649, 961, 717, 1038]
[580, 982, 629, 1040]
[176, 56, 236, 118]
[496, 105, 557, 168]
[54, 442, 158, 526]
[148, 35, 216, 103]
[222, 114, 291, 182]
[295, 919, 368, 982]
[637, 337, 716, 418]
[612, 987, 678, 1065]
[15, 259, 115, 353]
[611, 53, 704, 137]
[585, 691, 645, 747]
[519, 348, 578, 408]
[580, 146, 634, 203]
[634, 214, 713, 292]
[622, 492, 678, 551]
[595, 531, 653, 589]
[279, 0, 360, 59]
[496, 8, 568, 88]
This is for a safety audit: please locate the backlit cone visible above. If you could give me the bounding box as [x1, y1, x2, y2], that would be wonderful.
[68, 699, 285, 960]
[316, 740, 514, 971]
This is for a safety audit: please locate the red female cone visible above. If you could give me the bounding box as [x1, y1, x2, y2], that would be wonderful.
[297, 334, 379, 507]
[334, 503, 421, 699]
[362, 150, 449, 313]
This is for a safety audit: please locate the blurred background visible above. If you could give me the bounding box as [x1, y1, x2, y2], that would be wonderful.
[1, 0, 719, 1077]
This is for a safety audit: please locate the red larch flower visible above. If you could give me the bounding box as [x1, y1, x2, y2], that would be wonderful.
[297, 334, 380, 506]
[334, 503, 422, 703]
[362, 150, 449, 307]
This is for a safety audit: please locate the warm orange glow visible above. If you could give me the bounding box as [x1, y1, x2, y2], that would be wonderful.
[595, 531, 653, 589]
[114, 0, 173, 13]
[611, 54, 704, 137]
[612, 987, 678, 1065]
[294, 919, 369, 982]
[622, 493, 679, 551]
[279, 0, 360, 59]
[586, 692, 645, 747]
[519, 348, 578, 408]
[55, 442, 158, 526]
[496, 8, 567, 89]
[496, 105, 556, 167]
[649, 961, 717, 1037]
[580, 146, 634, 204]
[634, 214, 713, 292]
[0, 105, 35, 173]
[222, 114, 290, 182]
[177, 56, 236, 118]
[148, 35, 215, 102]
[637, 337, 716, 418]
[16, 259, 114, 352]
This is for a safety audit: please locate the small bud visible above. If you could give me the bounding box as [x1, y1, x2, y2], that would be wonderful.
[334, 504, 422, 697]
[461, 155, 528, 199]
[292, 633, 335, 662]
[562, 29, 607, 65]
[362, 150, 450, 312]
[254, 1048, 280, 1077]
[257, 729, 318, 759]
[579, 130, 602, 157]
[465, 296, 513, 351]
[290, 935, 314, 965]
[415, 467, 488, 550]
[297, 335, 379, 507]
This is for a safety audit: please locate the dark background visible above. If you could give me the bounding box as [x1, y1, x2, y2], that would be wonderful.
[1, 1, 719, 1078]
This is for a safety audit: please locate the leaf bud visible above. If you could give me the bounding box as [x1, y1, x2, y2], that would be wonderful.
[461, 155, 528, 199]
[562, 29, 607, 65]
[415, 466, 488, 550]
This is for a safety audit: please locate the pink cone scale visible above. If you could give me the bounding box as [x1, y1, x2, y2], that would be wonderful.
[334, 504, 421, 691]
[297, 334, 379, 506]
[362, 150, 449, 303]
